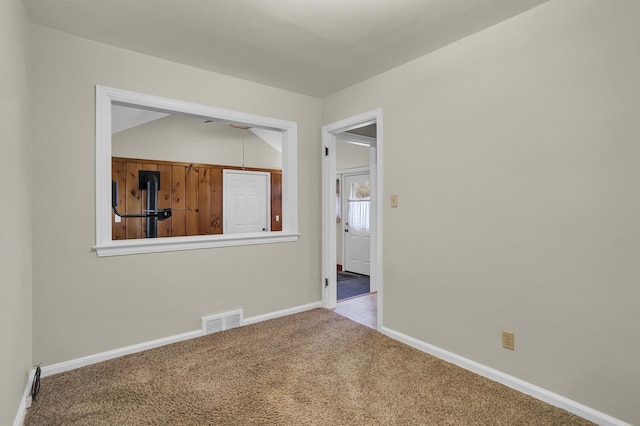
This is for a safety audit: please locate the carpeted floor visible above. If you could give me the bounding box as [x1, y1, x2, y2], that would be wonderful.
[25, 309, 594, 425]
[337, 271, 370, 300]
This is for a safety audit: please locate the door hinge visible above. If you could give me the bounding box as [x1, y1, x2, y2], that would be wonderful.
[324, 278, 329, 288]
[324, 146, 329, 157]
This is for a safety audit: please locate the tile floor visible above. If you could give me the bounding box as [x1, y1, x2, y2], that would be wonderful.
[333, 292, 377, 329]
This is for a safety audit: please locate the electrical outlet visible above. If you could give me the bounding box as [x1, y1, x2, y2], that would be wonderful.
[502, 330, 515, 350]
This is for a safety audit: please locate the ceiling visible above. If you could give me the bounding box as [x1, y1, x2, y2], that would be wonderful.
[112, 104, 283, 151]
[111, 105, 169, 134]
[23, 0, 549, 98]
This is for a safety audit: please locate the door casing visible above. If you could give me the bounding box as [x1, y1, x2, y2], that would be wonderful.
[321, 109, 383, 329]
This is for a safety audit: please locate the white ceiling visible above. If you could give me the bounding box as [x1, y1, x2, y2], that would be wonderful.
[112, 104, 283, 152]
[111, 105, 169, 134]
[23, 0, 549, 98]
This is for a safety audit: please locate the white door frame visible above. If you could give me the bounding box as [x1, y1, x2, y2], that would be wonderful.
[322, 109, 383, 329]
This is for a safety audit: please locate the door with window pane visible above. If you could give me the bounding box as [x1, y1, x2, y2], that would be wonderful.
[344, 173, 370, 275]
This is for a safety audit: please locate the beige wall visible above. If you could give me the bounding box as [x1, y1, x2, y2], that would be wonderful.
[13, 1, 640, 423]
[336, 140, 369, 171]
[113, 114, 282, 170]
[30, 24, 322, 366]
[0, 0, 32, 423]
[323, 1, 640, 423]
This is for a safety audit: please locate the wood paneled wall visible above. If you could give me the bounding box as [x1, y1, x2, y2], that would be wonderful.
[112, 157, 282, 240]
[270, 172, 282, 232]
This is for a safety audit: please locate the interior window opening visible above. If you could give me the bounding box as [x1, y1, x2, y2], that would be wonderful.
[94, 86, 299, 256]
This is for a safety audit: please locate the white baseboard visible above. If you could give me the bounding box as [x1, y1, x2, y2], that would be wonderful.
[40, 330, 202, 378]
[243, 301, 323, 326]
[381, 326, 631, 426]
[40, 301, 323, 378]
[13, 367, 37, 426]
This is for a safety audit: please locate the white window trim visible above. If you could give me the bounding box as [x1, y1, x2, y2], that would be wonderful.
[94, 85, 298, 257]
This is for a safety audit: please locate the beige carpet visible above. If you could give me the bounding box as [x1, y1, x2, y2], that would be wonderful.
[25, 309, 594, 425]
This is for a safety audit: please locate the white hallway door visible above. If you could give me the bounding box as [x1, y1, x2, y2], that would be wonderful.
[344, 173, 370, 275]
[224, 170, 270, 234]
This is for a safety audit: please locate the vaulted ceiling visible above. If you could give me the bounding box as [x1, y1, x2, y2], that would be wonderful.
[23, 0, 549, 97]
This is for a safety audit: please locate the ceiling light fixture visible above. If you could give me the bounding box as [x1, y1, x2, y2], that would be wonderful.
[230, 124, 251, 169]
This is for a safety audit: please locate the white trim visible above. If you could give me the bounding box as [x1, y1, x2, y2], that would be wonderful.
[381, 326, 631, 426]
[322, 130, 338, 306]
[336, 132, 375, 146]
[337, 166, 370, 176]
[13, 368, 37, 426]
[38, 301, 322, 378]
[242, 301, 323, 326]
[95, 85, 298, 257]
[321, 109, 383, 329]
[94, 232, 299, 257]
[41, 330, 203, 378]
[368, 144, 379, 293]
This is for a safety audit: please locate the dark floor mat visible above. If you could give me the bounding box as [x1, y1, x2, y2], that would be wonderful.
[337, 274, 370, 300]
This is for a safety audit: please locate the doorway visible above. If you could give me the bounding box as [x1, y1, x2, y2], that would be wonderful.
[321, 109, 383, 330]
[343, 172, 371, 276]
[337, 169, 371, 302]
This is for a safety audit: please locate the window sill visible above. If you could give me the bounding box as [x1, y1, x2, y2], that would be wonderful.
[94, 232, 300, 257]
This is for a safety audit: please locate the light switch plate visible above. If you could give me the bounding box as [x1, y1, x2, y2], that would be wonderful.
[390, 194, 398, 208]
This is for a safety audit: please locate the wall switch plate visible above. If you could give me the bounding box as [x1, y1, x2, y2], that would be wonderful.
[391, 194, 399, 208]
[275, 215, 280, 222]
[502, 330, 515, 350]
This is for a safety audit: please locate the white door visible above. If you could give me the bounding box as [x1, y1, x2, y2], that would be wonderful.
[224, 170, 270, 234]
[344, 173, 370, 275]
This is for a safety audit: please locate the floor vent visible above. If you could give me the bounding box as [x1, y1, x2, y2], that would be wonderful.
[202, 310, 243, 335]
